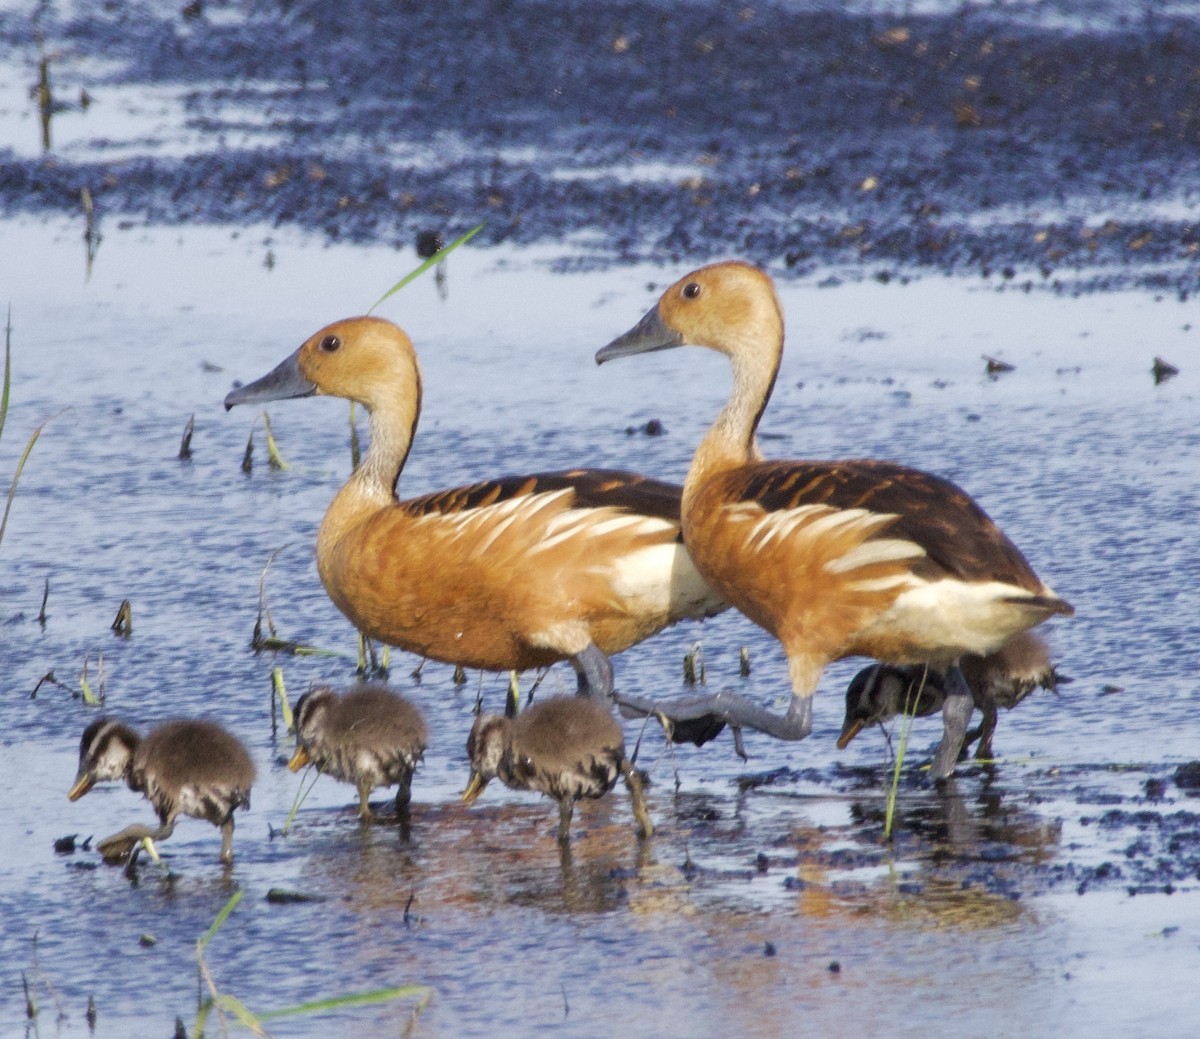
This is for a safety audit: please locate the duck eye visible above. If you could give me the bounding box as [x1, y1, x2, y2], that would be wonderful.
[682, 282, 702, 299]
[319, 334, 341, 352]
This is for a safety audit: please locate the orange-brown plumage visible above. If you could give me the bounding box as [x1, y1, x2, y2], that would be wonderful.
[225, 317, 724, 699]
[597, 261, 1073, 776]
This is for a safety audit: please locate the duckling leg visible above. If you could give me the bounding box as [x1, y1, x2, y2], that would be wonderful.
[969, 698, 1000, 761]
[930, 666, 974, 780]
[97, 818, 177, 864]
[395, 772, 413, 812]
[620, 760, 653, 840]
[571, 643, 614, 704]
[219, 819, 236, 864]
[356, 779, 374, 821]
[557, 799, 575, 844]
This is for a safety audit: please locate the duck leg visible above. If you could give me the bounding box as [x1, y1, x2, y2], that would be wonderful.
[620, 760, 654, 839]
[571, 642, 614, 704]
[930, 665, 975, 780]
[616, 688, 813, 744]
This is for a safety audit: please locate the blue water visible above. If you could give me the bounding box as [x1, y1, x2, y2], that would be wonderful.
[0, 215, 1198, 1037]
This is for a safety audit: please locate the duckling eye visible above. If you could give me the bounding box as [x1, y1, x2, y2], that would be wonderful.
[319, 334, 341, 353]
[682, 282, 702, 299]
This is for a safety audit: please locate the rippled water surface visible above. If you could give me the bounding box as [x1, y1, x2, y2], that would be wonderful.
[1, 217, 1198, 1037]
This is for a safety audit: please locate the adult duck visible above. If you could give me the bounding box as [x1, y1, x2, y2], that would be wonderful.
[595, 261, 1073, 777]
[225, 317, 725, 707]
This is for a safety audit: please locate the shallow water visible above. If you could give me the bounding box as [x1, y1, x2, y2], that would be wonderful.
[0, 215, 1198, 1036]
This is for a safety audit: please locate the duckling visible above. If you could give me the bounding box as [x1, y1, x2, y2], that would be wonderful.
[838, 632, 1068, 760]
[463, 696, 653, 843]
[224, 317, 725, 707]
[596, 261, 1073, 778]
[289, 684, 427, 819]
[68, 718, 254, 864]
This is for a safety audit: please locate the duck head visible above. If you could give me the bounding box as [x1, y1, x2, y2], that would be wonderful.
[288, 686, 337, 771]
[595, 261, 783, 365]
[224, 316, 420, 414]
[462, 713, 511, 804]
[68, 718, 140, 800]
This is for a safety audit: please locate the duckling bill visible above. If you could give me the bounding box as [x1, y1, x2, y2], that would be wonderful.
[463, 696, 653, 844]
[289, 684, 427, 820]
[68, 718, 254, 865]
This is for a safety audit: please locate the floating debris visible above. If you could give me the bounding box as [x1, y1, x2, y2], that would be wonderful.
[110, 599, 132, 638]
[1152, 356, 1179, 384]
[983, 354, 1015, 375]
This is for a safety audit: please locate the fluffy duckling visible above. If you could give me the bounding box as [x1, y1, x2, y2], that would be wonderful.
[838, 632, 1067, 760]
[597, 262, 1072, 778]
[68, 718, 255, 864]
[463, 696, 653, 843]
[225, 317, 725, 706]
[289, 684, 427, 819]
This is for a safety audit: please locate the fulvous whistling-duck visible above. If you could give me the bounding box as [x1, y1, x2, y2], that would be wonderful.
[463, 695, 653, 843]
[225, 317, 725, 706]
[289, 684, 427, 819]
[595, 261, 1073, 778]
[68, 718, 254, 864]
[838, 631, 1068, 761]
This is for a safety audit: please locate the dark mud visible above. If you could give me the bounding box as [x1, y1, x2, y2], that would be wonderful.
[4, 0, 1200, 292]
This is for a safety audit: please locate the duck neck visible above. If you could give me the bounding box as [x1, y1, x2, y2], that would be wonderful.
[686, 324, 781, 492]
[319, 371, 422, 550]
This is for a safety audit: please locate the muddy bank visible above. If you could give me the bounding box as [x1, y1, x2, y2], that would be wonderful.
[4, 0, 1200, 291]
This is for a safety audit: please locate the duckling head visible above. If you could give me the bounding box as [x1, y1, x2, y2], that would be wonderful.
[68, 718, 140, 800]
[288, 686, 337, 771]
[596, 261, 783, 366]
[462, 713, 511, 804]
[224, 316, 420, 414]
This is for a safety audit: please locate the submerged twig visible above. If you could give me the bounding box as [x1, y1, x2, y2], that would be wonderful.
[179, 414, 195, 459]
[111, 599, 132, 638]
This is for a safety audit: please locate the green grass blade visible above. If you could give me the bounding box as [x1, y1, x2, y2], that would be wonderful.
[197, 890, 244, 954]
[214, 993, 268, 1037]
[0, 414, 50, 551]
[366, 223, 484, 314]
[1, 307, 11, 446]
[259, 984, 432, 1021]
[883, 667, 927, 840]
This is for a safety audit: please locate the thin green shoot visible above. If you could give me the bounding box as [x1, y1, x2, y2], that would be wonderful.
[79, 656, 99, 705]
[280, 766, 322, 837]
[883, 666, 928, 840]
[261, 412, 289, 470]
[1, 306, 11, 443]
[258, 984, 432, 1021]
[193, 888, 430, 1038]
[197, 890, 244, 955]
[272, 667, 294, 733]
[366, 223, 484, 314]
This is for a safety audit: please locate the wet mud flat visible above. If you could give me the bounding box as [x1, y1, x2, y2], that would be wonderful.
[3, 0, 1200, 293]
